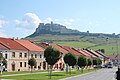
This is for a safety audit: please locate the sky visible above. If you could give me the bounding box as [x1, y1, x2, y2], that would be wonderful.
[0, 0, 120, 38]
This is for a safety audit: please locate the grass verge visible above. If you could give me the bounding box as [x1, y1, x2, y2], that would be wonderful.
[2, 69, 99, 80]
[2, 70, 47, 75]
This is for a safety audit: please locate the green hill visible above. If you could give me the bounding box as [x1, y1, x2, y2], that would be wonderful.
[25, 35, 120, 55]
[24, 22, 120, 55]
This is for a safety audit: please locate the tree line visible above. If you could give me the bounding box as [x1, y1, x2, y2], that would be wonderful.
[0, 46, 102, 79]
[28, 46, 102, 79]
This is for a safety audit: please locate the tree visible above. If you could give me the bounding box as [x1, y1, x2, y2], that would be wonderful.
[100, 49, 105, 54]
[44, 46, 60, 79]
[0, 53, 3, 75]
[93, 58, 97, 66]
[63, 52, 77, 74]
[0, 53, 3, 63]
[77, 55, 87, 72]
[87, 58, 92, 68]
[2, 58, 7, 68]
[97, 58, 102, 65]
[28, 58, 37, 72]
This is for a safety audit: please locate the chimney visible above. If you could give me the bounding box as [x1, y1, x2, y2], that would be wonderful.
[16, 37, 19, 40]
[11, 37, 14, 40]
[51, 21, 53, 24]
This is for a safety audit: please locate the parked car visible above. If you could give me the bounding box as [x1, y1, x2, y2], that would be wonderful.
[107, 62, 113, 68]
[94, 65, 103, 68]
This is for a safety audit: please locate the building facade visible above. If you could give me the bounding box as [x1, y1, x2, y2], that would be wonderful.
[0, 38, 47, 72]
[0, 37, 109, 72]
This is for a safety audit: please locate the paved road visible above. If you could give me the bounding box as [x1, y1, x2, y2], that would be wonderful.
[64, 67, 117, 80]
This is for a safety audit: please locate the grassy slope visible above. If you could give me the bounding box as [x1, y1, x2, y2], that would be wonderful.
[25, 35, 120, 55]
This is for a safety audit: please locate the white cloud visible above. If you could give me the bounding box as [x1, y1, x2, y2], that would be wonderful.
[15, 13, 42, 30]
[0, 19, 7, 28]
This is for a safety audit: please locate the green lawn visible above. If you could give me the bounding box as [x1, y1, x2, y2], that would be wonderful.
[2, 70, 47, 75]
[2, 69, 98, 80]
[26, 35, 120, 55]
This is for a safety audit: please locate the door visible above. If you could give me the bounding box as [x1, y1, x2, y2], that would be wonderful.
[12, 64, 15, 71]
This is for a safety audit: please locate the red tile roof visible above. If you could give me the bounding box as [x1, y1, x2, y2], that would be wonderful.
[38, 43, 68, 54]
[63, 46, 81, 56]
[82, 50, 97, 58]
[0, 37, 27, 50]
[38, 42, 49, 48]
[77, 49, 91, 57]
[86, 49, 103, 58]
[50, 44, 68, 54]
[15, 40, 44, 52]
[96, 51, 109, 59]
[0, 43, 9, 50]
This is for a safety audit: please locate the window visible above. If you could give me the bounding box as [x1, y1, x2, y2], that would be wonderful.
[31, 54, 33, 58]
[19, 53, 22, 58]
[20, 62, 22, 67]
[24, 62, 26, 67]
[34, 63, 37, 68]
[24, 53, 27, 58]
[35, 54, 37, 58]
[5, 54, 7, 59]
[40, 54, 41, 58]
[40, 63, 41, 66]
[12, 52, 15, 58]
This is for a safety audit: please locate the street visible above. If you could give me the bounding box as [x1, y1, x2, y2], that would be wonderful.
[64, 67, 117, 80]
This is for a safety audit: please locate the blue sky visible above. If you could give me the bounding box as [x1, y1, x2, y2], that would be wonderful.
[0, 0, 120, 38]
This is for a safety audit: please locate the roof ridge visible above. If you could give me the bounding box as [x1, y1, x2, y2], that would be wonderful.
[14, 40, 29, 51]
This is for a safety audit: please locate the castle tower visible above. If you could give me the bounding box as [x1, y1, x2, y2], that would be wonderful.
[51, 21, 53, 25]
